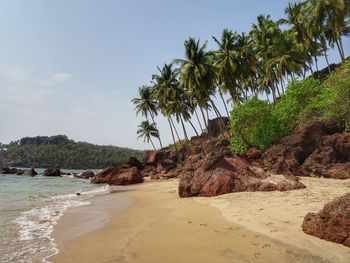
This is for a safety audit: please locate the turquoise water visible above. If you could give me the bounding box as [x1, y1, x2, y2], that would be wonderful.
[0, 169, 108, 263]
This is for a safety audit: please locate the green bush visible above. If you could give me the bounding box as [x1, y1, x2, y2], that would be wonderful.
[230, 62, 350, 155]
[230, 97, 275, 154]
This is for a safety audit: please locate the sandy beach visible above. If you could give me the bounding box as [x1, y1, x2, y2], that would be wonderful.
[50, 177, 350, 263]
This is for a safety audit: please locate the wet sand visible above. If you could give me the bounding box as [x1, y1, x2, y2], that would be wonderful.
[50, 177, 350, 263]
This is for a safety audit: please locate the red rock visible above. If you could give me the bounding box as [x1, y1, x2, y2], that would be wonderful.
[178, 154, 305, 198]
[263, 121, 350, 179]
[75, 171, 94, 179]
[91, 160, 143, 185]
[22, 168, 37, 176]
[157, 159, 177, 173]
[43, 168, 62, 177]
[243, 147, 262, 160]
[302, 193, 350, 247]
[144, 151, 157, 166]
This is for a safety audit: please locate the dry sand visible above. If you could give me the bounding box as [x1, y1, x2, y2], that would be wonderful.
[50, 177, 350, 263]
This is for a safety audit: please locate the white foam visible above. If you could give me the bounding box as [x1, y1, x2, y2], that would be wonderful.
[7, 185, 110, 262]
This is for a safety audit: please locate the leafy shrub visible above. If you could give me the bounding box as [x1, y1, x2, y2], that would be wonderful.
[230, 60, 350, 155]
[230, 97, 274, 154]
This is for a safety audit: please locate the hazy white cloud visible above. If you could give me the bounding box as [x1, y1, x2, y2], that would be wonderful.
[0, 68, 72, 107]
[51, 73, 72, 82]
[1, 67, 33, 81]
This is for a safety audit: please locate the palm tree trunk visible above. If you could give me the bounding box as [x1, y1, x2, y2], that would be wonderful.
[150, 112, 163, 149]
[179, 115, 189, 141]
[170, 116, 181, 142]
[205, 108, 212, 139]
[335, 37, 345, 62]
[188, 119, 199, 136]
[280, 79, 285, 94]
[168, 117, 177, 152]
[324, 49, 331, 74]
[200, 107, 208, 132]
[308, 62, 314, 74]
[218, 89, 229, 117]
[194, 108, 204, 132]
[149, 137, 156, 151]
[338, 37, 345, 61]
[314, 56, 319, 72]
[209, 98, 228, 136]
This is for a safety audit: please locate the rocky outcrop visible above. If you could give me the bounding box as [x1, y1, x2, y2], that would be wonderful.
[263, 121, 350, 179]
[23, 168, 37, 176]
[91, 157, 143, 185]
[0, 167, 19, 174]
[178, 154, 305, 198]
[43, 168, 62, 177]
[75, 171, 94, 179]
[302, 193, 350, 247]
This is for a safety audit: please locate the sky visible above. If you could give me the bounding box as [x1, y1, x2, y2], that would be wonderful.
[0, 0, 349, 150]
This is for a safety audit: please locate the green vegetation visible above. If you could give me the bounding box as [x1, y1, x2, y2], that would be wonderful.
[230, 60, 350, 154]
[0, 135, 143, 169]
[131, 0, 349, 151]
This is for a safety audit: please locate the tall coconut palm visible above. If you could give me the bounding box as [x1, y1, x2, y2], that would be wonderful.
[174, 37, 217, 134]
[212, 29, 239, 115]
[137, 120, 159, 151]
[131, 85, 163, 148]
[251, 15, 282, 102]
[152, 63, 182, 147]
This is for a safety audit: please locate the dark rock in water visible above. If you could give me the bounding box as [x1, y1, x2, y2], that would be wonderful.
[75, 171, 94, 179]
[302, 193, 350, 248]
[76, 192, 81, 196]
[22, 168, 37, 176]
[16, 169, 25, 175]
[263, 121, 350, 179]
[0, 167, 19, 174]
[43, 168, 62, 177]
[178, 154, 305, 198]
[91, 159, 143, 185]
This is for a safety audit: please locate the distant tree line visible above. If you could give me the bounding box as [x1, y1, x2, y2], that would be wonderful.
[0, 135, 143, 169]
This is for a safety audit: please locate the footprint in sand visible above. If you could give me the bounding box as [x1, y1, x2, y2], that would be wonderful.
[262, 244, 271, 248]
[254, 252, 261, 258]
[200, 223, 208, 226]
[188, 221, 192, 224]
[266, 222, 274, 226]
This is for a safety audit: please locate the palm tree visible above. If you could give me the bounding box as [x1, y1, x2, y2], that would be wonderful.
[136, 120, 159, 151]
[132, 85, 163, 148]
[251, 15, 282, 102]
[152, 63, 182, 147]
[212, 29, 239, 115]
[174, 37, 217, 135]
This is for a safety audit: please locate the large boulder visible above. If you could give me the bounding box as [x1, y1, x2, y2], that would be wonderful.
[178, 154, 305, 198]
[91, 159, 143, 186]
[302, 193, 350, 247]
[22, 168, 37, 176]
[43, 168, 62, 177]
[207, 117, 229, 137]
[0, 167, 19, 174]
[263, 121, 350, 179]
[75, 171, 94, 179]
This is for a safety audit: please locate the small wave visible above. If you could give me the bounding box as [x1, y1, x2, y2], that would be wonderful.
[5, 185, 109, 262]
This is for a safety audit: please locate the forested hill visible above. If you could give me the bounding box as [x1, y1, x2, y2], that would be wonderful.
[0, 135, 143, 169]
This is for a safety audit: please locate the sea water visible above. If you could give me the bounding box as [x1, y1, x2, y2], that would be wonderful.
[0, 169, 108, 262]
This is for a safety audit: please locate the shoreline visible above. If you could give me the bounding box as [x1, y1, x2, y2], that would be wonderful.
[49, 178, 350, 263]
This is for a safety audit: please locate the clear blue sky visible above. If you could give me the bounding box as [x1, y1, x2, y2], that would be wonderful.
[0, 0, 349, 149]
